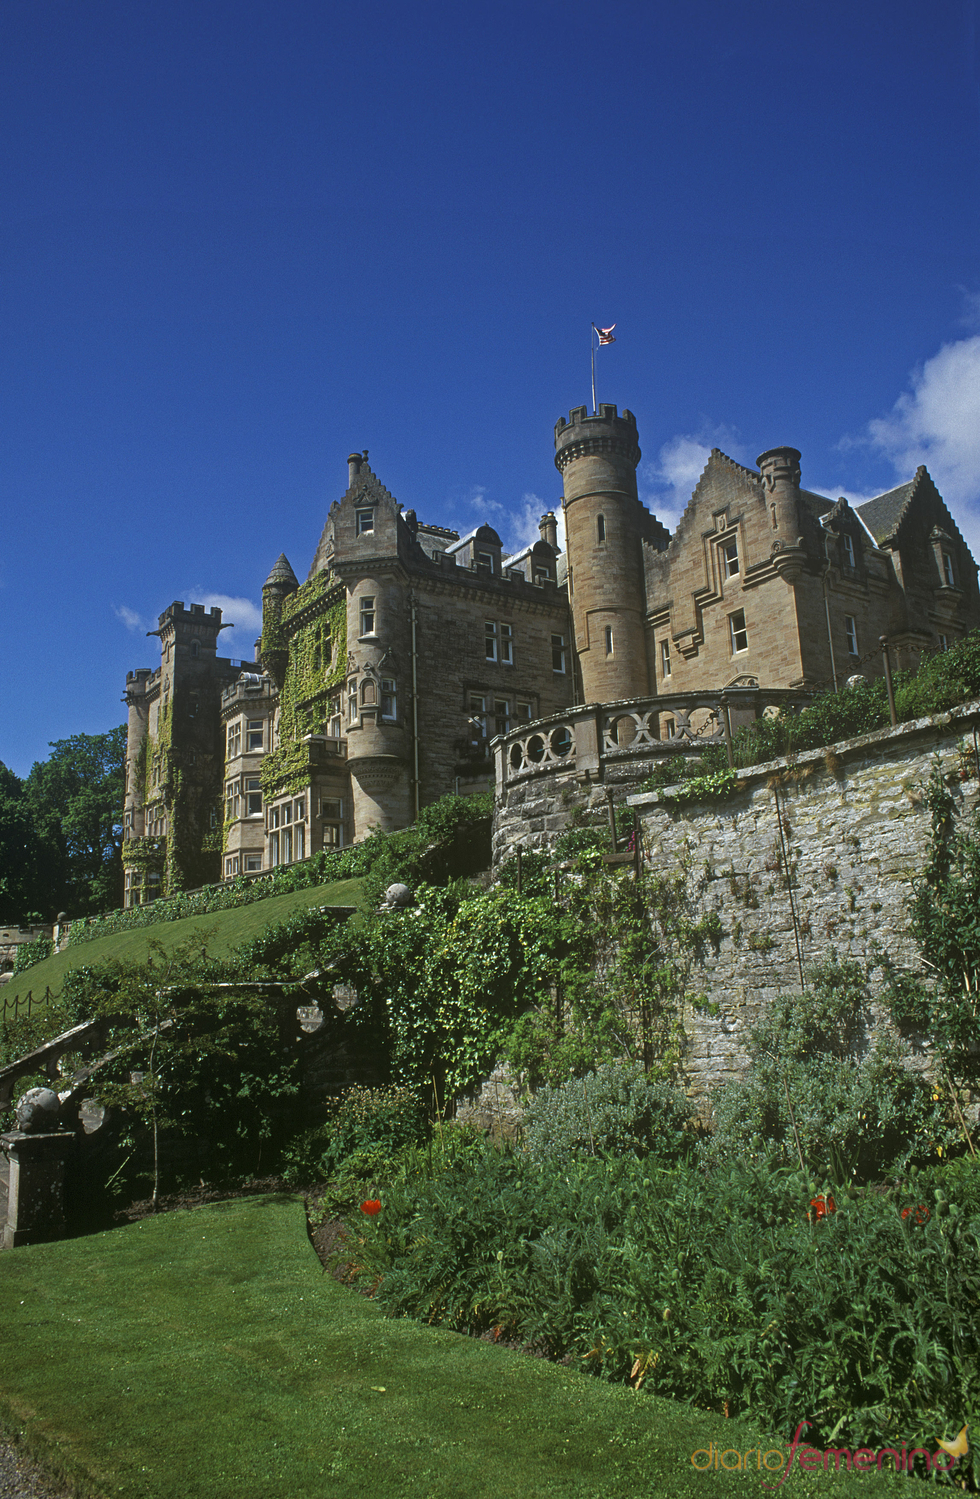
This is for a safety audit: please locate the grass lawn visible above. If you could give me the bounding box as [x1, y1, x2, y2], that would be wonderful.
[1, 878, 368, 1015]
[0, 1197, 914, 1499]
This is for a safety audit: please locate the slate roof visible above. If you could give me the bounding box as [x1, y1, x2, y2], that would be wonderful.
[264, 553, 299, 589]
[856, 478, 919, 544]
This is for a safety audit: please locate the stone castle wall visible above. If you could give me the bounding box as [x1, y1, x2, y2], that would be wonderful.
[484, 700, 980, 1117]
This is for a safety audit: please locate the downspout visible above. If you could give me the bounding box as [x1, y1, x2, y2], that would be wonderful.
[411, 596, 420, 819]
[821, 532, 839, 693]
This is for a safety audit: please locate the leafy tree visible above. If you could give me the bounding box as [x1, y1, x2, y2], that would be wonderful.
[0, 761, 63, 923]
[70, 934, 301, 1204]
[24, 726, 126, 916]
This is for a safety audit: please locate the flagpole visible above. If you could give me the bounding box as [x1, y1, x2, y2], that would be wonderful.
[590, 324, 597, 414]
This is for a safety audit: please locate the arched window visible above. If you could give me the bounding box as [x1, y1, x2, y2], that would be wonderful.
[596, 514, 605, 543]
[361, 679, 376, 706]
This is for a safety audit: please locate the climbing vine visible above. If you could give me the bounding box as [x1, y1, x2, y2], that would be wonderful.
[262, 584, 347, 802]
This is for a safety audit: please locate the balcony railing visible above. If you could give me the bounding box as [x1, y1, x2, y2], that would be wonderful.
[493, 688, 814, 788]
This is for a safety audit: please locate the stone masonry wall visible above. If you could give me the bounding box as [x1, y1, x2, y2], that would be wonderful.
[488, 700, 980, 1115]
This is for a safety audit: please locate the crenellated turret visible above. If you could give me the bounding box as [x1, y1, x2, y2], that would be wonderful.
[555, 404, 651, 700]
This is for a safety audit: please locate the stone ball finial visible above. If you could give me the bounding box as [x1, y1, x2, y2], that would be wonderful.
[380, 883, 414, 911]
[15, 1087, 61, 1133]
[845, 674, 865, 690]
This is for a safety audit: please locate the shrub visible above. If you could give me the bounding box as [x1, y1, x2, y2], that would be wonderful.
[703, 961, 959, 1182]
[344, 1145, 980, 1483]
[12, 932, 53, 974]
[522, 1061, 696, 1166]
[281, 1084, 429, 1186]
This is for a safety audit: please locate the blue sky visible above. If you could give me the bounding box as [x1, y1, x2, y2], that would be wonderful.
[3, 0, 979, 777]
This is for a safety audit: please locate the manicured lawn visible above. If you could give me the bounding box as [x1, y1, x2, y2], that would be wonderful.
[0, 1197, 912, 1498]
[2, 878, 367, 1013]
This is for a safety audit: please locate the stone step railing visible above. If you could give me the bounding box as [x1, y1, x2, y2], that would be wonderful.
[493, 687, 815, 787]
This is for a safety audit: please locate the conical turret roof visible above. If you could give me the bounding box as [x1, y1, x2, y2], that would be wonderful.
[263, 553, 299, 590]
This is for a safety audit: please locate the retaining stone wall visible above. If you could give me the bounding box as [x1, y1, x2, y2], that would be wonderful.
[478, 702, 980, 1124]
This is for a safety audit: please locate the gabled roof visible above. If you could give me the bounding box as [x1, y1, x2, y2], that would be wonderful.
[856, 475, 921, 544]
[264, 553, 299, 589]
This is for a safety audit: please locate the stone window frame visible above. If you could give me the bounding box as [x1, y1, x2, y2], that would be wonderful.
[246, 718, 264, 752]
[244, 854, 263, 873]
[227, 719, 242, 758]
[552, 633, 567, 674]
[245, 777, 262, 817]
[842, 532, 856, 570]
[485, 621, 498, 662]
[380, 677, 397, 720]
[722, 537, 740, 578]
[225, 777, 241, 820]
[596, 514, 606, 543]
[359, 596, 377, 637]
[660, 638, 671, 679]
[493, 697, 512, 737]
[942, 551, 956, 588]
[729, 609, 748, 655]
[605, 625, 614, 656]
[845, 615, 859, 657]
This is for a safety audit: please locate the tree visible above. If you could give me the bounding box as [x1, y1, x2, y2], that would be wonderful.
[24, 727, 126, 917]
[0, 762, 63, 923]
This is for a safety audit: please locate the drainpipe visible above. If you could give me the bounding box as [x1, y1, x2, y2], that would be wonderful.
[411, 597, 421, 819]
[821, 535, 838, 693]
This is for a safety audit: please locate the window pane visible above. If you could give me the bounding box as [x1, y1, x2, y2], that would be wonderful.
[356, 509, 374, 534]
[724, 540, 739, 577]
[485, 621, 497, 661]
[730, 611, 748, 653]
[551, 634, 566, 673]
[500, 623, 513, 664]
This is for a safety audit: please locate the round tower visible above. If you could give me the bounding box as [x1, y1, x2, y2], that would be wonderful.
[555, 403, 650, 701]
[260, 554, 299, 688]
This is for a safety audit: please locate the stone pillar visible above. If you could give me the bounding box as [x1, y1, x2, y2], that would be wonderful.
[2, 1131, 75, 1248]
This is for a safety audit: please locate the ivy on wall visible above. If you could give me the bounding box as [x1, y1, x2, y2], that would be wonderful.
[261, 582, 347, 803]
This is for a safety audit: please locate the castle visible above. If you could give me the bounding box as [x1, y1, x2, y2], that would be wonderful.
[121, 404, 980, 905]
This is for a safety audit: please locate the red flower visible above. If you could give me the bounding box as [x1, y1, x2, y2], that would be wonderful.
[360, 1199, 382, 1216]
[901, 1203, 930, 1226]
[808, 1194, 836, 1222]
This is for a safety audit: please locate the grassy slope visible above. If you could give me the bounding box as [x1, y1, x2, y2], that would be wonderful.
[1, 878, 368, 1009]
[0, 1198, 912, 1499]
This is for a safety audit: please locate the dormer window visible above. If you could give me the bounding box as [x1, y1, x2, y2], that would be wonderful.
[477, 550, 494, 571]
[842, 533, 855, 569]
[356, 509, 375, 536]
[943, 551, 955, 587]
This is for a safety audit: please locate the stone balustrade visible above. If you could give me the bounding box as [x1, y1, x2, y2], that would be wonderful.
[493, 687, 814, 789]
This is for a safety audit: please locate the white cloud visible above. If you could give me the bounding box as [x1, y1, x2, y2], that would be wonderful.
[182, 592, 263, 662]
[465, 484, 504, 518]
[640, 424, 749, 536]
[114, 604, 146, 633]
[865, 334, 980, 555]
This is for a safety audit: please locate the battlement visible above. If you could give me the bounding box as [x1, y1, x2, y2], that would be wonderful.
[555, 404, 637, 437]
[554, 403, 641, 473]
[156, 601, 225, 630]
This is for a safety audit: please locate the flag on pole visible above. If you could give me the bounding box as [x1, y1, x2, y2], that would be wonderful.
[595, 324, 616, 345]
